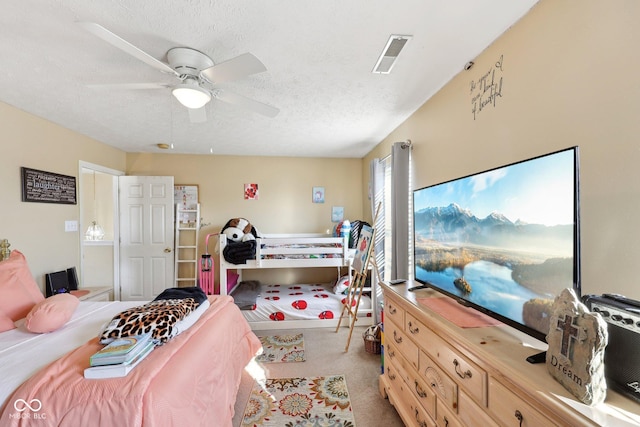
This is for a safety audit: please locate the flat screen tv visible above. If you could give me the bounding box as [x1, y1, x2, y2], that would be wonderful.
[413, 147, 580, 347]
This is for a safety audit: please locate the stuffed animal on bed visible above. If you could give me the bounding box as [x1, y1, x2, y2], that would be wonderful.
[221, 218, 260, 242]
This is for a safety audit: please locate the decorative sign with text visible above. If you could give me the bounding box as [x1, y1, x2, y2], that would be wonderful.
[546, 288, 608, 406]
[470, 54, 504, 120]
[21, 167, 77, 204]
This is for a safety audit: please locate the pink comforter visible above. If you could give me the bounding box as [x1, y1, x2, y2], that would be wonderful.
[0, 296, 261, 427]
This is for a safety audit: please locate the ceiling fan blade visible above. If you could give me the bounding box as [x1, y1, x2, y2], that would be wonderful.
[188, 107, 207, 123]
[77, 22, 177, 76]
[200, 53, 267, 84]
[87, 83, 171, 90]
[216, 91, 279, 118]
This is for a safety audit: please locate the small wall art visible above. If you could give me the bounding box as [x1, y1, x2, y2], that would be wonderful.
[331, 206, 344, 222]
[174, 185, 199, 224]
[312, 186, 325, 203]
[244, 183, 259, 200]
[174, 185, 198, 209]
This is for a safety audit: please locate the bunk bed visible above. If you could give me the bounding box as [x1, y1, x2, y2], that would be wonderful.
[219, 233, 376, 330]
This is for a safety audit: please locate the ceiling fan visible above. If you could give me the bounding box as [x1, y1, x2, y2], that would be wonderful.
[78, 22, 279, 123]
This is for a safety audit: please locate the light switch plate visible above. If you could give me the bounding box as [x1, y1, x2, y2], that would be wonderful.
[65, 220, 78, 232]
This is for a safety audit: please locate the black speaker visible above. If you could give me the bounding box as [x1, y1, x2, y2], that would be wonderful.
[45, 271, 69, 297]
[45, 267, 78, 297]
[66, 267, 79, 291]
[583, 294, 640, 403]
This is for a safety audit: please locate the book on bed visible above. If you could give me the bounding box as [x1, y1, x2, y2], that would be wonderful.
[84, 341, 155, 379]
[89, 332, 152, 366]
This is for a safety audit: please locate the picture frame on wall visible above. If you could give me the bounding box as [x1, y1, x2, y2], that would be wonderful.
[21, 167, 77, 204]
[244, 183, 259, 200]
[331, 206, 344, 222]
[174, 185, 199, 209]
[174, 185, 199, 224]
[312, 187, 325, 203]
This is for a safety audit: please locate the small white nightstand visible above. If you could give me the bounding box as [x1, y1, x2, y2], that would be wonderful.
[76, 286, 113, 302]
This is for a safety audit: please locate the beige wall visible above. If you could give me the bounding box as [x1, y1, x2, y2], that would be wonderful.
[126, 153, 363, 234]
[1, 101, 363, 291]
[0, 101, 126, 291]
[126, 153, 364, 286]
[365, 0, 640, 299]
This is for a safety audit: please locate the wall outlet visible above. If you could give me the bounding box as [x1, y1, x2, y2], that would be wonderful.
[65, 220, 78, 232]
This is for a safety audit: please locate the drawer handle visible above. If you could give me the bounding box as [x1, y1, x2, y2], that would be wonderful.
[415, 408, 427, 427]
[414, 380, 427, 398]
[388, 349, 395, 358]
[515, 410, 523, 427]
[388, 372, 396, 381]
[408, 321, 419, 334]
[443, 415, 449, 427]
[453, 358, 472, 379]
[388, 304, 397, 315]
[393, 330, 403, 344]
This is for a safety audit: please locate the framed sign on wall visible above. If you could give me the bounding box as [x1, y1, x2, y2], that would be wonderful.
[174, 185, 199, 224]
[174, 185, 199, 209]
[21, 167, 77, 204]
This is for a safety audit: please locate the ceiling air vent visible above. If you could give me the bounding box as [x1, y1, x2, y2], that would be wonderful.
[372, 35, 412, 74]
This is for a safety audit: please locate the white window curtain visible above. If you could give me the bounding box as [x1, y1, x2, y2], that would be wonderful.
[391, 141, 412, 280]
[370, 157, 386, 282]
[370, 156, 390, 322]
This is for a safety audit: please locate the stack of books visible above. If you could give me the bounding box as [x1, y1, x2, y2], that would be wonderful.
[84, 332, 155, 379]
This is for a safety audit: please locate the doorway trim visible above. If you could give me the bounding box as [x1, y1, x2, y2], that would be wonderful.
[79, 161, 124, 300]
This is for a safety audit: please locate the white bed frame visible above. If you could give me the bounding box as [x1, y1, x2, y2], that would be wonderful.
[219, 233, 376, 330]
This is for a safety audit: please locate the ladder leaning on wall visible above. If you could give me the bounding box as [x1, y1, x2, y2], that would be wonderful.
[174, 203, 200, 287]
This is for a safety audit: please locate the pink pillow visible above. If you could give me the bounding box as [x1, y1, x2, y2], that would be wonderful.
[25, 293, 79, 333]
[0, 251, 45, 321]
[0, 312, 16, 332]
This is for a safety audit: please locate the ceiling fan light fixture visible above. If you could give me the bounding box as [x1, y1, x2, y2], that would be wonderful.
[172, 80, 211, 109]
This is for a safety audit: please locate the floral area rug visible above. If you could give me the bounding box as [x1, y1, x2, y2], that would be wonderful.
[241, 375, 356, 427]
[255, 333, 306, 363]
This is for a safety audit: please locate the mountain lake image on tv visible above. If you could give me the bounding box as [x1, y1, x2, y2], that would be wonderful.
[413, 147, 580, 341]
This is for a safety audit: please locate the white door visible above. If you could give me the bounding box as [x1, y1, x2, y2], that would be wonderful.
[119, 176, 175, 301]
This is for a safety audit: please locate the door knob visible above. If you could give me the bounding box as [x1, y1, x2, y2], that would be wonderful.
[164, 247, 172, 253]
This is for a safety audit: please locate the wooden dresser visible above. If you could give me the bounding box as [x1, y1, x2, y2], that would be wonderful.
[379, 282, 640, 427]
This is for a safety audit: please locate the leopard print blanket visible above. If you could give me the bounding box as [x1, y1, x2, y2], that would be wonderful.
[100, 298, 199, 344]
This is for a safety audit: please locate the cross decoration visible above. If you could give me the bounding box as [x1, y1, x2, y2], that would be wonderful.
[556, 314, 579, 357]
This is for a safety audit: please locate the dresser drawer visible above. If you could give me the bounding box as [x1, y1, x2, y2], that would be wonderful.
[387, 318, 419, 370]
[384, 295, 405, 327]
[385, 340, 401, 368]
[385, 362, 411, 423]
[419, 350, 458, 414]
[389, 347, 437, 419]
[458, 390, 498, 427]
[405, 311, 437, 351]
[422, 330, 486, 406]
[436, 398, 463, 427]
[384, 361, 405, 404]
[488, 377, 553, 426]
[397, 372, 436, 427]
[386, 360, 436, 427]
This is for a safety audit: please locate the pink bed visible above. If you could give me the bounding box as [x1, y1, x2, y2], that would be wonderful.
[0, 295, 261, 427]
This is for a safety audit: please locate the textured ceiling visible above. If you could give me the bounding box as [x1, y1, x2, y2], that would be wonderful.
[0, 1, 537, 158]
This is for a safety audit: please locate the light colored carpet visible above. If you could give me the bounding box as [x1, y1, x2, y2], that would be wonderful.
[240, 375, 355, 426]
[255, 333, 305, 363]
[232, 325, 404, 427]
